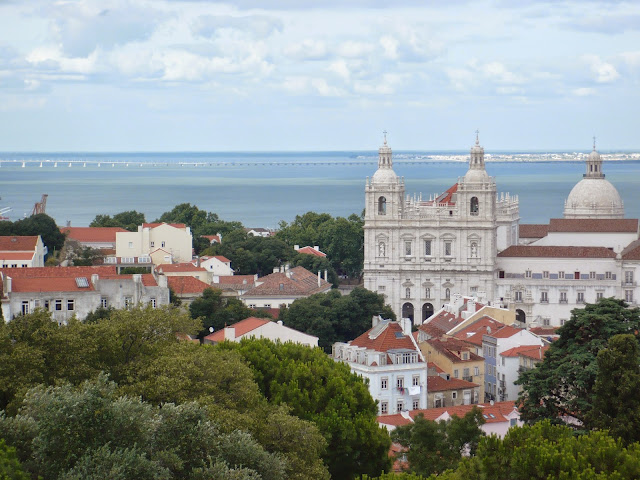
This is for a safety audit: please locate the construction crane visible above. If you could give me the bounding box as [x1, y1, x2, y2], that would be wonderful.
[32, 194, 48, 216]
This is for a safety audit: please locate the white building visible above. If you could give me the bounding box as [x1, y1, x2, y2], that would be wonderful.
[0, 236, 47, 268]
[203, 316, 318, 347]
[115, 223, 193, 264]
[1, 266, 169, 323]
[332, 316, 428, 415]
[363, 135, 640, 327]
[198, 255, 234, 276]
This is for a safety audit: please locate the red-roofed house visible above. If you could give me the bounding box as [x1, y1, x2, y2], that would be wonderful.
[60, 226, 127, 250]
[201, 234, 221, 245]
[115, 222, 193, 264]
[199, 255, 233, 276]
[0, 236, 47, 268]
[166, 276, 214, 305]
[203, 317, 318, 347]
[241, 266, 331, 309]
[483, 324, 544, 402]
[426, 375, 480, 408]
[332, 316, 427, 415]
[212, 274, 257, 297]
[156, 262, 211, 283]
[294, 245, 327, 257]
[377, 401, 522, 439]
[499, 344, 549, 401]
[1, 266, 169, 322]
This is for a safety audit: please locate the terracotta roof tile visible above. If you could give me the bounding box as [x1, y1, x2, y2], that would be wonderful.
[622, 239, 640, 260]
[203, 317, 271, 343]
[202, 235, 221, 243]
[0, 236, 39, 251]
[10, 276, 96, 292]
[519, 224, 549, 238]
[350, 321, 422, 359]
[408, 401, 516, 424]
[215, 275, 256, 285]
[501, 345, 548, 360]
[167, 276, 212, 294]
[297, 246, 327, 257]
[377, 414, 412, 427]
[142, 223, 187, 229]
[141, 273, 158, 286]
[0, 252, 35, 261]
[428, 362, 445, 374]
[213, 255, 230, 263]
[548, 218, 638, 233]
[427, 376, 479, 392]
[498, 245, 617, 258]
[490, 325, 523, 338]
[426, 338, 483, 363]
[529, 326, 560, 336]
[156, 263, 207, 273]
[243, 266, 331, 297]
[60, 227, 127, 243]
[0, 266, 116, 278]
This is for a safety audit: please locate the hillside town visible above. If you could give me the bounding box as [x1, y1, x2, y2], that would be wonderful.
[2, 135, 640, 478]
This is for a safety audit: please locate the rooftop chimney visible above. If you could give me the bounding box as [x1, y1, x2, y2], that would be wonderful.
[224, 326, 235, 342]
[324, 269, 328, 282]
[294, 245, 300, 251]
[314, 246, 319, 251]
[317, 271, 321, 287]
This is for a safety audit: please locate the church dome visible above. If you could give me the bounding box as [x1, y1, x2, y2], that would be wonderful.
[564, 178, 624, 218]
[372, 167, 398, 184]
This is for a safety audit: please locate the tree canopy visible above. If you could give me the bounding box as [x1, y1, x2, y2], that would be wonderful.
[89, 210, 146, 231]
[391, 409, 485, 476]
[188, 288, 272, 338]
[517, 298, 640, 427]
[278, 287, 396, 350]
[218, 339, 392, 480]
[155, 203, 244, 238]
[276, 211, 364, 279]
[0, 213, 65, 253]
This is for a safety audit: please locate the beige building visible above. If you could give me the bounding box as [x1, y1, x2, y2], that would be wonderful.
[426, 375, 480, 408]
[115, 223, 192, 264]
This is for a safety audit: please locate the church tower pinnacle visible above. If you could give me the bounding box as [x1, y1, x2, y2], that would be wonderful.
[584, 136, 604, 179]
[378, 130, 393, 170]
[469, 129, 485, 171]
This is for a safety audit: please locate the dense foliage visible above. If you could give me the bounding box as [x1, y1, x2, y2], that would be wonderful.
[391, 409, 485, 476]
[585, 334, 640, 445]
[276, 211, 364, 279]
[0, 438, 28, 480]
[89, 210, 146, 231]
[0, 376, 286, 480]
[219, 339, 392, 480]
[206, 229, 292, 276]
[0, 213, 65, 253]
[188, 288, 272, 338]
[279, 287, 396, 350]
[517, 298, 640, 427]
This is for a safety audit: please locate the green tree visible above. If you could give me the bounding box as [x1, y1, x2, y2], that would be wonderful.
[0, 375, 286, 480]
[391, 409, 485, 476]
[290, 252, 338, 287]
[279, 287, 395, 350]
[276, 211, 364, 279]
[0, 438, 29, 480]
[70, 246, 104, 266]
[90, 210, 146, 231]
[188, 288, 271, 338]
[451, 420, 640, 480]
[219, 339, 392, 480]
[517, 298, 640, 426]
[155, 203, 243, 238]
[2, 213, 66, 253]
[585, 334, 640, 444]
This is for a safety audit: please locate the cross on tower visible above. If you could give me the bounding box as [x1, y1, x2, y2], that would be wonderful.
[475, 129, 480, 144]
[593, 135, 596, 150]
[383, 130, 388, 144]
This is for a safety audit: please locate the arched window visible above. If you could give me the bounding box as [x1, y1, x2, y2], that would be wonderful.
[378, 196, 387, 215]
[422, 303, 434, 321]
[470, 196, 479, 215]
[405, 287, 411, 299]
[402, 303, 414, 322]
[445, 288, 451, 300]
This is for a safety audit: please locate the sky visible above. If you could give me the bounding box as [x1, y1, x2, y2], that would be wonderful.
[0, 0, 639, 151]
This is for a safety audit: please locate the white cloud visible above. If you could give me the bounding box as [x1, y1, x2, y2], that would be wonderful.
[573, 87, 596, 96]
[353, 73, 404, 95]
[336, 41, 374, 58]
[480, 61, 525, 84]
[379, 35, 399, 60]
[284, 39, 328, 61]
[192, 14, 283, 39]
[281, 76, 345, 96]
[583, 54, 620, 83]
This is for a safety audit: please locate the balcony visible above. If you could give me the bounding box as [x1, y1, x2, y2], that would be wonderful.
[462, 376, 473, 382]
[559, 299, 568, 304]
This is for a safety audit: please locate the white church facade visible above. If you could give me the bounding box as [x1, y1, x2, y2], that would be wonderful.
[364, 136, 640, 328]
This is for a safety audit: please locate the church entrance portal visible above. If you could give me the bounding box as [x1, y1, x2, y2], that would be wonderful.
[516, 309, 526, 323]
[422, 303, 434, 322]
[402, 303, 414, 323]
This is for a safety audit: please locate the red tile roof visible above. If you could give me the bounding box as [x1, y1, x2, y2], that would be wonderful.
[427, 362, 445, 374]
[0, 266, 116, 278]
[519, 224, 548, 238]
[548, 218, 638, 233]
[156, 263, 207, 273]
[377, 413, 412, 427]
[501, 345, 549, 360]
[497, 245, 617, 258]
[215, 275, 256, 285]
[622, 239, 640, 260]
[453, 316, 507, 346]
[202, 235, 221, 243]
[60, 227, 127, 243]
[350, 321, 422, 359]
[167, 276, 212, 294]
[297, 246, 327, 257]
[423, 183, 458, 206]
[0, 236, 39, 251]
[491, 325, 523, 339]
[141, 274, 158, 286]
[378, 401, 517, 426]
[142, 223, 187, 229]
[426, 338, 483, 363]
[11, 276, 95, 292]
[529, 326, 560, 337]
[0, 252, 35, 261]
[427, 376, 479, 392]
[203, 317, 271, 343]
[243, 266, 331, 297]
[213, 255, 230, 263]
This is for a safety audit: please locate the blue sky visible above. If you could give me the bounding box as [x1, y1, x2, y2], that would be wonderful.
[0, 0, 639, 151]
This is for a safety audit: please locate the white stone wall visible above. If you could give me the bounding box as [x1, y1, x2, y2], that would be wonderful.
[116, 224, 192, 263]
